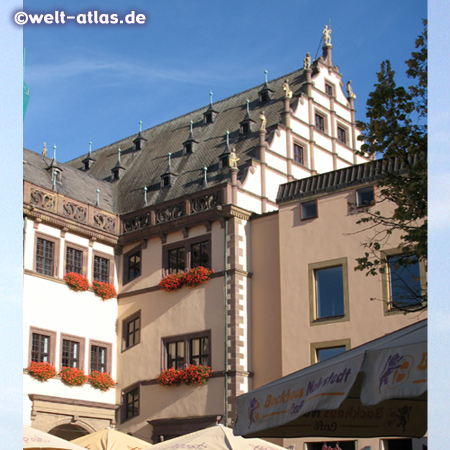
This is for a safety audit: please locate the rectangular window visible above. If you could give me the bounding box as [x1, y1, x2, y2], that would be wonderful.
[31, 333, 51, 363]
[126, 250, 141, 283]
[168, 247, 186, 273]
[301, 199, 318, 220]
[387, 255, 422, 309]
[36, 238, 55, 276]
[315, 266, 345, 319]
[29, 327, 56, 365]
[91, 345, 107, 372]
[123, 386, 140, 421]
[163, 332, 211, 370]
[315, 113, 325, 132]
[293, 143, 304, 165]
[167, 340, 185, 369]
[66, 247, 83, 274]
[191, 241, 209, 268]
[163, 235, 212, 273]
[356, 186, 375, 207]
[325, 83, 333, 96]
[337, 126, 347, 144]
[61, 339, 81, 368]
[316, 346, 346, 362]
[123, 312, 141, 351]
[94, 255, 110, 283]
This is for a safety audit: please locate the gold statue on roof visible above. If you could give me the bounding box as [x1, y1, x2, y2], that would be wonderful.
[283, 79, 293, 99]
[346, 80, 356, 99]
[229, 148, 240, 168]
[323, 25, 332, 45]
[303, 52, 311, 70]
[259, 111, 267, 131]
[42, 142, 47, 157]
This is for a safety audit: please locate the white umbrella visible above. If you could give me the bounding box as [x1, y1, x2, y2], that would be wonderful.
[142, 424, 289, 450]
[23, 425, 88, 450]
[71, 428, 152, 450]
[233, 320, 427, 438]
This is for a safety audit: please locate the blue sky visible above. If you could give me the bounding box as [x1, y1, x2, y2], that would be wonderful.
[1, 0, 448, 447]
[22, 0, 427, 163]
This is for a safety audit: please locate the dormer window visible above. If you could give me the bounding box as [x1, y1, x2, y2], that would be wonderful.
[204, 112, 213, 124]
[220, 155, 229, 168]
[185, 142, 192, 154]
[241, 122, 250, 134]
[259, 91, 269, 103]
[161, 175, 171, 187]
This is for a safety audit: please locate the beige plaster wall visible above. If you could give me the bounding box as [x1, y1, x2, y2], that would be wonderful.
[249, 213, 282, 389]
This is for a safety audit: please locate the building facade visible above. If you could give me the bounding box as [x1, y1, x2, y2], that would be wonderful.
[23, 36, 426, 449]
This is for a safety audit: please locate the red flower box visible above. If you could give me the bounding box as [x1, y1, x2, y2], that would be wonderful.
[92, 280, 117, 300]
[27, 361, 57, 382]
[157, 365, 213, 386]
[89, 371, 115, 391]
[159, 267, 215, 292]
[59, 367, 88, 387]
[64, 272, 89, 292]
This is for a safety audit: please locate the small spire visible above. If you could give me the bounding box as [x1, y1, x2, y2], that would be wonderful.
[52, 170, 57, 191]
[226, 130, 230, 147]
[203, 166, 208, 188]
[264, 70, 268, 84]
[246, 99, 250, 114]
[168, 152, 172, 167]
[139, 120, 142, 133]
[118, 148, 121, 163]
[89, 141, 92, 156]
[53, 145, 57, 161]
[209, 91, 213, 106]
[144, 186, 148, 206]
[190, 120, 193, 133]
[96, 189, 100, 207]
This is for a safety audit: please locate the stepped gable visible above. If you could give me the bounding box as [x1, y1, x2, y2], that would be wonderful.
[23, 148, 117, 213]
[65, 67, 309, 215]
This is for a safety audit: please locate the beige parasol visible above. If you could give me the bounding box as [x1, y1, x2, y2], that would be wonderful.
[72, 428, 152, 450]
[24, 425, 88, 450]
[143, 424, 291, 450]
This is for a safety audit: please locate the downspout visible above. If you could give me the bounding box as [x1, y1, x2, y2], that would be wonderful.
[224, 217, 229, 426]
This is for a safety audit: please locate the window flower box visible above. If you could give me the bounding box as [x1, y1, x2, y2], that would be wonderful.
[59, 367, 88, 387]
[92, 280, 117, 300]
[89, 371, 115, 391]
[64, 272, 90, 292]
[159, 273, 184, 292]
[157, 365, 213, 386]
[159, 267, 215, 292]
[27, 361, 57, 382]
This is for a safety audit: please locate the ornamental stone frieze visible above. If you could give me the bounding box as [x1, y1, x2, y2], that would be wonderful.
[155, 202, 184, 224]
[190, 191, 222, 213]
[63, 200, 87, 223]
[30, 188, 57, 211]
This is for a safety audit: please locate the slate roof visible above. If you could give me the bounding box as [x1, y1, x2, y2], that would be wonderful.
[23, 148, 116, 214]
[276, 156, 406, 204]
[64, 66, 312, 215]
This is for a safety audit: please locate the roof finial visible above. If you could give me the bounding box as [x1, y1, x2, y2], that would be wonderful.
[88, 141, 92, 156]
[52, 170, 57, 191]
[144, 186, 148, 206]
[203, 166, 208, 188]
[53, 145, 57, 161]
[168, 152, 172, 167]
[264, 70, 268, 84]
[209, 91, 213, 106]
[190, 120, 193, 133]
[118, 148, 121, 163]
[139, 120, 142, 133]
[96, 189, 100, 207]
[246, 99, 250, 114]
[226, 130, 230, 146]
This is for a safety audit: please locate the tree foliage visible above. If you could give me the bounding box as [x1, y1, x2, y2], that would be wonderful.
[355, 20, 427, 310]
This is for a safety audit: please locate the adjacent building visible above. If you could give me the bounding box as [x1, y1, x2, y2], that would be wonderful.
[23, 35, 426, 450]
